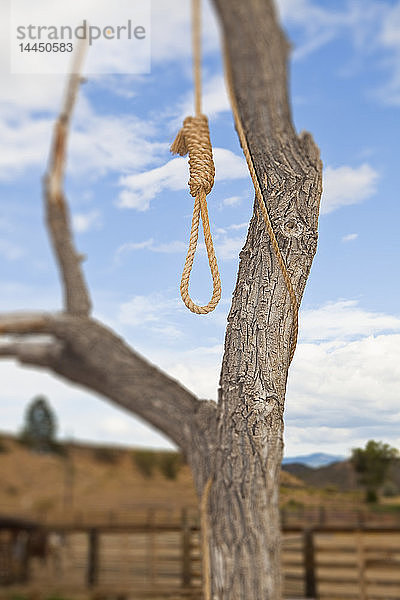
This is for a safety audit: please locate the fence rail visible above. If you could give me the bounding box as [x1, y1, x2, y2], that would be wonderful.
[1, 508, 400, 599]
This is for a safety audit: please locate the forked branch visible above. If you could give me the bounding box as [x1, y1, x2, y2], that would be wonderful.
[44, 41, 91, 316]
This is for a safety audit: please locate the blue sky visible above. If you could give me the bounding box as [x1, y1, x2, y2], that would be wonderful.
[1, 0, 400, 458]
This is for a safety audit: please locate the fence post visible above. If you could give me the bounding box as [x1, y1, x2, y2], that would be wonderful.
[357, 509, 365, 529]
[181, 508, 192, 587]
[147, 509, 156, 585]
[281, 507, 287, 529]
[304, 529, 316, 598]
[356, 530, 367, 600]
[87, 528, 99, 588]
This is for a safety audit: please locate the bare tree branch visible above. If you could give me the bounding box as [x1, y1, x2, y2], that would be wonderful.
[0, 340, 63, 367]
[0, 313, 51, 335]
[44, 41, 91, 316]
[0, 312, 217, 460]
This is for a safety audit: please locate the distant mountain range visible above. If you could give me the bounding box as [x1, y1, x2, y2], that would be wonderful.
[283, 456, 400, 492]
[282, 452, 346, 468]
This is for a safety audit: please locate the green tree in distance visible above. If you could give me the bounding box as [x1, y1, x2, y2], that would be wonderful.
[351, 440, 398, 503]
[158, 451, 183, 480]
[132, 449, 158, 478]
[20, 396, 58, 453]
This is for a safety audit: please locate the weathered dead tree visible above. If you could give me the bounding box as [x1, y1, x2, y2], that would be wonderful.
[0, 1, 322, 598]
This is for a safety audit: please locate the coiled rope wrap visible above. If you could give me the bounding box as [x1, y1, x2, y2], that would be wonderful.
[171, 115, 221, 314]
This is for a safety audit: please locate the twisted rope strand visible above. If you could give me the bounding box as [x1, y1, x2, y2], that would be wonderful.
[193, 0, 202, 117]
[171, 0, 221, 316]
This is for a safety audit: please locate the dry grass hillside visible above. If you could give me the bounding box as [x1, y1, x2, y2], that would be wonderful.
[0, 432, 381, 526]
[0, 433, 307, 525]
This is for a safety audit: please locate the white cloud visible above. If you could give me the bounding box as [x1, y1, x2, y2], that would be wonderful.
[227, 222, 248, 231]
[208, 222, 248, 260]
[177, 74, 230, 123]
[117, 148, 248, 211]
[215, 235, 245, 260]
[342, 233, 358, 243]
[276, 0, 385, 60]
[0, 218, 12, 233]
[118, 293, 183, 338]
[1, 289, 400, 456]
[300, 300, 400, 342]
[286, 332, 400, 453]
[0, 115, 53, 180]
[117, 158, 185, 211]
[10, 0, 151, 76]
[150, 0, 220, 65]
[0, 282, 61, 312]
[284, 300, 400, 455]
[72, 210, 102, 233]
[222, 196, 242, 207]
[0, 240, 25, 261]
[380, 3, 400, 47]
[215, 222, 248, 235]
[142, 299, 400, 456]
[321, 164, 379, 215]
[116, 224, 249, 263]
[0, 0, 165, 182]
[276, 0, 400, 107]
[0, 360, 173, 449]
[68, 101, 167, 178]
[0, 1, 220, 186]
[0, 85, 166, 182]
[378, 3, 400, 104]
[98, 415, 134, 436]
[117, 238, 187, 257]
[118, 239, 155, 252]
[201, 74, 230, 118]
[150, 343, 223, 401]
[145, 240, 187, 253]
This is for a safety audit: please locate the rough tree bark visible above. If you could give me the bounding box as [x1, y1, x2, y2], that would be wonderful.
[208, 1, 322, 597]
[0, 1, 322, 598]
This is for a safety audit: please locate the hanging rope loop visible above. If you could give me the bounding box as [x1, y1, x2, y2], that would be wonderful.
[171, 0, 221, 316]
[171, 113, 221, 314]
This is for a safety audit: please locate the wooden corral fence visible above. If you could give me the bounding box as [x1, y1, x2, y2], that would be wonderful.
[283, 528, 400, 599]
[1, 510, 400, 599]
[281, 504, 400, 530]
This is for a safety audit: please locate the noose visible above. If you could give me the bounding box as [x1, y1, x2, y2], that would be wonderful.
[171, 0, 221, 315]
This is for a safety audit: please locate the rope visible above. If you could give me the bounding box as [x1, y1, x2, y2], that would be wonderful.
[171, 0, 221, 315]
[222, 44, 299, 365]
[192, 0, 202, 117]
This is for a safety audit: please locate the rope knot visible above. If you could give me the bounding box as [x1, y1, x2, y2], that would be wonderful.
[171, 114, 215, 197]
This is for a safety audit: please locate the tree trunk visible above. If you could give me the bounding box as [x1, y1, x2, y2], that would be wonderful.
[200, 1, 323, 597]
